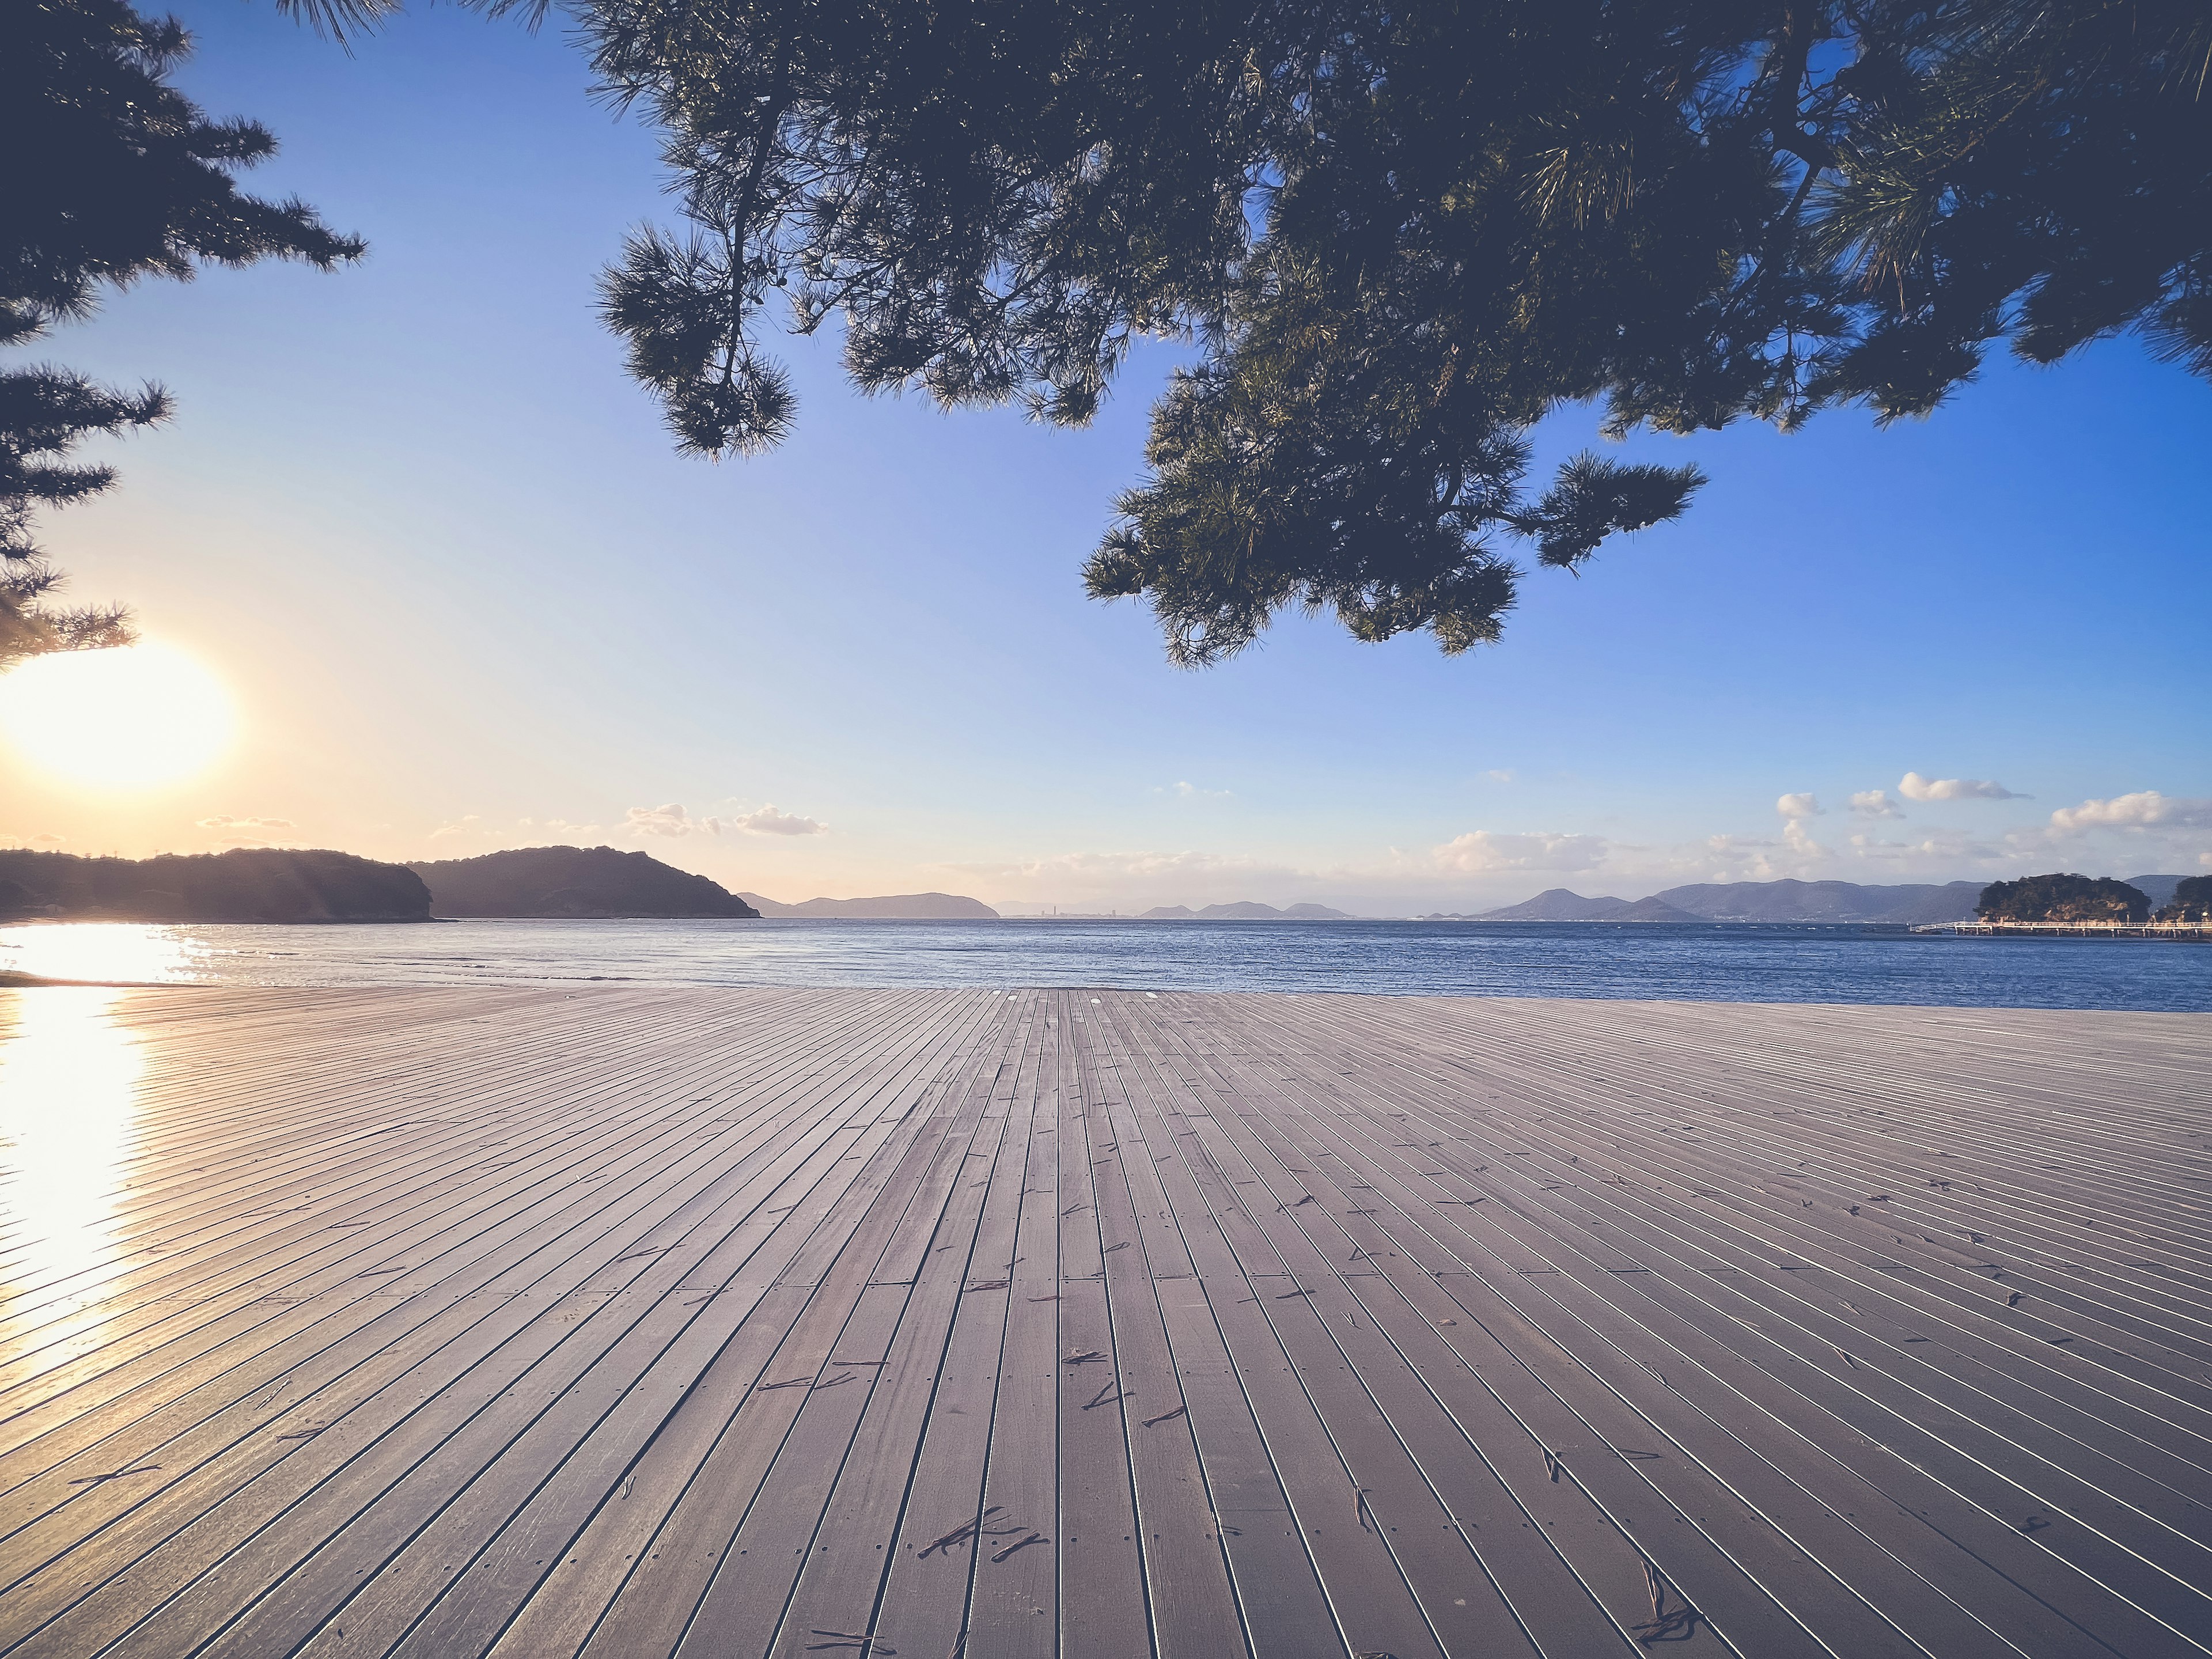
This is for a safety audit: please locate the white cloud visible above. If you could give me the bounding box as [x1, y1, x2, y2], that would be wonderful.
[941, 848, 1324, 908]
[622, 802, 828, 838]
[1781, 819, 1831, 860]
[3, 832, 65, 849]
[197, 815, 300, 846]
[2046, 791, 2212, 834]
[1847, 828, 1999, 864]
[1899, 771, 2024, 801]
[1849, 790, 1904, 819]
[921, 787, 2209, 914]
[1485, 769, 1516, 783]
[516, 816, 604, 840]
[624, 803, 726, 838]
[734, 804, 828, 836]
[959, 849, 1286, 884]
[1433, 831, 1609, 873]
[429, 815, 605, 847]
[1776, 793, 1823, 820]
[1161, 781, 1233, 801]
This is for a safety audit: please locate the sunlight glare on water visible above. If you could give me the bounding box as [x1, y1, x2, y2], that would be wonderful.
[0, 988, 147, 1298]
[0, 923, 203, 984]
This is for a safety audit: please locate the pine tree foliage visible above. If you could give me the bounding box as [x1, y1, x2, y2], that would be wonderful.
[1, 0, 365, 667]
[54, 0, 2209, 665]
[2158, 874, 2212, 922]
[551, 0, 2209, 662]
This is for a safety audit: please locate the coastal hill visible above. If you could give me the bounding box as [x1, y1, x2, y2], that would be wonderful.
[411, 847, 758, 918]
[1978, 873, 2150, 923]
[1646, 878, 1986, 923]
[0, 847, 432, 922]
[739, 892, 1000, 919]
[1460, 876, 2183, 923]
[1140, 901, 1354, 920]
[1465, 878, 1988, 923]
[1456, 890, 1702, 922]
[2127, 874, 2186, 909]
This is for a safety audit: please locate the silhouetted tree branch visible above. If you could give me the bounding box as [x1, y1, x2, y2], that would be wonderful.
[1, 0, 365, 665]
[563, 0, 2209, 661]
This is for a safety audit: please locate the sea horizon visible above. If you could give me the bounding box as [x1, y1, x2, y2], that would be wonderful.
[6, 915, 2207, 1012]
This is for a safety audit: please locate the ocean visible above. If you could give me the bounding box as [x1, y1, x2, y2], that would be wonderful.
[1, 917, 2206, 1011]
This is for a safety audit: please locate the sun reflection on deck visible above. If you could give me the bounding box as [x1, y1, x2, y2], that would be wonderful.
[0, 988, 147, 1301]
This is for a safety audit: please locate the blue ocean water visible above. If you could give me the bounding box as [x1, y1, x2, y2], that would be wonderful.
[2, 917, 2206, 1011]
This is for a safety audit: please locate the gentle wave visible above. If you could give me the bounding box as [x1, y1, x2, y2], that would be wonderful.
[3, 917, 2207, 1011]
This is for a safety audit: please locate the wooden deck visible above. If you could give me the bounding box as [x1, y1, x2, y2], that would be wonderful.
[1, 985, 2209, 1659]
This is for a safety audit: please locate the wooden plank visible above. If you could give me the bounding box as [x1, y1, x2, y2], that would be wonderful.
[1249, 994, 2212, 1652]
[1108, 998, 1604, 1659]
[1047, 994, 1155, 1659]
[0, 1009, 942, 1654]
[858, 994, 1050, 1659]
[960, 994, 1063, 1658]
[568, 996, 1025, 1659]
[1073, 997, 1269, 1659]
[4, 986, 2209, 1659]
[666, 1000, 1042, 1659]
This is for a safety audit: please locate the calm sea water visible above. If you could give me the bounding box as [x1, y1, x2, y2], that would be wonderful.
[2, 918, 2207, 1010]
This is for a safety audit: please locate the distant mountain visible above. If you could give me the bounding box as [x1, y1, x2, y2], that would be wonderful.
[1476, 888, 1634, 921]
[740, 891, 999, 919]
[1652, 878, 1983, 923]
[0, 848, 431, 922]
[1472, 889, 1702, 922]
[411, 847, 757, 918]
[1472, 877, 1987, 923]
[2127, 874, 2186, 909]
[1138, 900, 1354, 920]
[1615, 895, 1705, 922]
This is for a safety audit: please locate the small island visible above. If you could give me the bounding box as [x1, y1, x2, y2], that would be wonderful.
[2161, 876, 2212, 923]
[1977, 872, 2151, 923]
[737, 891, 999, 919]
[1907, 872, 2212, 938]
[1137, 902, 1351, 920]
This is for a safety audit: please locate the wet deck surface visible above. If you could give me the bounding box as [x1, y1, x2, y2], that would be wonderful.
[2, 984, 2208, 1658]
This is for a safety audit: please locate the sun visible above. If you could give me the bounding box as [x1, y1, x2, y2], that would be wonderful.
[0, 639, 236, 789]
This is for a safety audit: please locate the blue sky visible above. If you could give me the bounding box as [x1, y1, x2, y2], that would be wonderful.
[5, 3, 2207, 912]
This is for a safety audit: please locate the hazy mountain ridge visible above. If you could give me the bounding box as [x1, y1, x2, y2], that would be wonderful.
[411, 847, 757, 918]
[1466, 888, 1709, 922]
[1648, 878, 1987, 923]
[1472, 878, 1995, 923]
[0, 848, 432, 922]
[1470, 889, 1631, 921]
[1139, 901, 1354, 920]
[739, 892, 1000, 919]
[2127, 874, 2186, 909]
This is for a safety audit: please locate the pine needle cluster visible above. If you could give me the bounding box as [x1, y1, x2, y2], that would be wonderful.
[16, 1, 2204, 666]
[1, 0, 365, 666]
[559, 0, 2211, 661]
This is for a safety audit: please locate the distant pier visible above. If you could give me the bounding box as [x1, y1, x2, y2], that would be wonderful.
[1915, 917, 2212, 940]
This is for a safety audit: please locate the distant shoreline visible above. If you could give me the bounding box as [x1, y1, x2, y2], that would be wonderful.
[0, 914, 448, 927]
